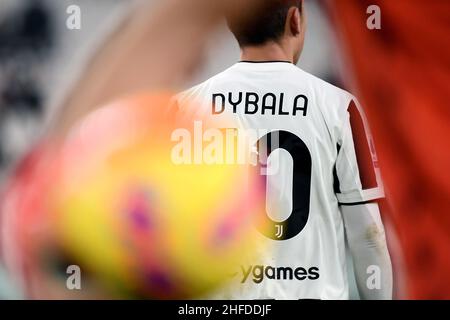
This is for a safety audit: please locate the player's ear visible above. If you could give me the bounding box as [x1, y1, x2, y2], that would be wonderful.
[287, 6, 301, 37]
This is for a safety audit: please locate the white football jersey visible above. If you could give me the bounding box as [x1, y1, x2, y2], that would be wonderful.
[174, 61, 384, 300]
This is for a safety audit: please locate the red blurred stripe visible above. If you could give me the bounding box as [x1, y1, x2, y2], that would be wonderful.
[328, 0, 450, 299]
[348, 101, 377, 190]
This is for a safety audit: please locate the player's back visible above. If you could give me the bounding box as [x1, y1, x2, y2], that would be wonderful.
[175, 62, 384, 300]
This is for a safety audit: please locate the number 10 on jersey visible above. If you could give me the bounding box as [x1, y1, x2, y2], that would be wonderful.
[255, 131, 312, 241]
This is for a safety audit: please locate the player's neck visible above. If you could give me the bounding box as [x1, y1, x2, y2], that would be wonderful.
[240, 42, 294, 64]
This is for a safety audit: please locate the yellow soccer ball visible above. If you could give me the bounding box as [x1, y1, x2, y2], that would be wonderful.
[2, 93, 267, 299]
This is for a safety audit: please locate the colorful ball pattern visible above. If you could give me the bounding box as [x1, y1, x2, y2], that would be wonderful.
[1, 93, 267, 299]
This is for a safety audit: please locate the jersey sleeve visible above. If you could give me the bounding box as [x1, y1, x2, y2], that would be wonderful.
[334, 99, 384, 205]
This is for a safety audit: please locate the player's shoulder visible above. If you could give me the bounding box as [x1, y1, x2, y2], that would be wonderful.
[175, 66, 235, 105]
[296, 67, 358, 124]
[295, 67, 354, 102]
[175, 81, 207, 106]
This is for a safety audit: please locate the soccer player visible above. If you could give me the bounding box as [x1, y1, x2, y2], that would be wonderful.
[174, 0, 393, 300]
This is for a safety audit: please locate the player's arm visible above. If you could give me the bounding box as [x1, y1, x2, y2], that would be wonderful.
[341, 202, 393, 300]
[48, 0, 262, 137]
[335, 99, 393, 300]
[49, 0, 219, 137]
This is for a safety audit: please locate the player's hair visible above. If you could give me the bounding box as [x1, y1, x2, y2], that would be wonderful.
[226, 0, 303, 47]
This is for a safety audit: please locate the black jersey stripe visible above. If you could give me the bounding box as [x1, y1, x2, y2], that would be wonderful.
[338, 199, 382, 206]
[333, 143, 342, 194]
